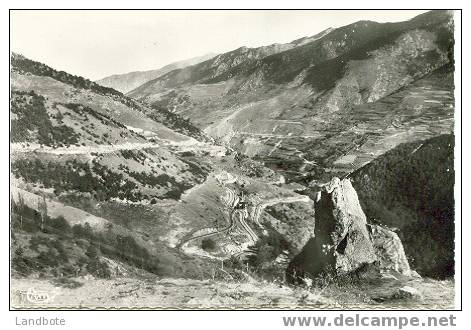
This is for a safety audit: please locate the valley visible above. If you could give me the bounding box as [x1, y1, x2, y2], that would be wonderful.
[10, 10, 456, 310]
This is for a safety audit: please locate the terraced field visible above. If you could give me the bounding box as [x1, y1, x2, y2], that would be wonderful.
[255, 66, 454, 182]
[329, 65, 454, 174]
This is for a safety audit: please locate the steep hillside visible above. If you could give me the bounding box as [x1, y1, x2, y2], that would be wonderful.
[131, 11, 452, 104]
[96, 53, 216, 94]
[128, 10, 454, 182]
[350, 134, 454, 279]
[10, 54, 319, 284]
[10, 54, 215, 202]
[128, 27, 333, 98]
[11, 53, 207, 141]
[10, 186, 218, 281]
[10, 54, 218, 278]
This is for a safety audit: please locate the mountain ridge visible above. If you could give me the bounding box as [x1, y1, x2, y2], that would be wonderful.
[96, 53, 217, 93]
[129, 10, 452, 99]
[11, 52, 208, 141]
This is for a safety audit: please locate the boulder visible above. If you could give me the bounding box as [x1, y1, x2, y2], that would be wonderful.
[287, 177, 418, 284]
[319, 178, 378, 273]
[372, 285, 423, 303]
[369, 225, 411, 276]
[392, 286, 423, 300]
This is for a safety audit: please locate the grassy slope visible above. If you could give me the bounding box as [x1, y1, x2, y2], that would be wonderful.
[10, 54, 221, 281]
[10, 54, 211, 203]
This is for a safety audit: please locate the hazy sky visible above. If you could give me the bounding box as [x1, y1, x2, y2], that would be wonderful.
[11, 10, 427, 81]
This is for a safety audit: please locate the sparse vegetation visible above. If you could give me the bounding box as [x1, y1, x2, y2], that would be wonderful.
[11, 199, 160, 277]
[61, 103, 128, 130]
[11, 158, 144, 202]
[148, 106, 207, 141]
[11, 52, 206, 143]
[10, 90, 79, 146]
[127, 171, 190, 191]
[11, 54, 120, 97]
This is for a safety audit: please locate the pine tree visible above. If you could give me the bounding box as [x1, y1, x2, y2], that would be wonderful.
[37, 195, 47, 231]
[16, 192, 25, 230]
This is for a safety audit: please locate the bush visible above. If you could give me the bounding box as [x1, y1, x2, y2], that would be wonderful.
[71, 224, 160, 275]
[201, 238, 216, 251]
[11, 247, 33, 276]
[85, 244, 99, 259]
[72, 223, 93, 240]
[11, 158, 141, 202]
[86, 258, 111, 279]
[36, 250, 59, 268]
[48, 216, 71, 235]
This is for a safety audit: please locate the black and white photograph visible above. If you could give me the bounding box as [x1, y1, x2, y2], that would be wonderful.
[8, 7, 460, 314]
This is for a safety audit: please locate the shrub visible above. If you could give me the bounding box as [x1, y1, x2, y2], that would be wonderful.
[11, 247, 33, 276]
[201, 238, 216, 251]
[86, 259, 111, 279]
[11, 199, 161, 277]
[11, 158, 142, 202]
[48, 216, 71, 235]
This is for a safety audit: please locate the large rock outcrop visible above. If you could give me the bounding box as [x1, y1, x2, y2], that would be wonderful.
[317, 178, 377, 273]
[287, 177, 412, 283]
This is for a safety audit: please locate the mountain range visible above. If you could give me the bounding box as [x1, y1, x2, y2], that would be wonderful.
[129, 10, 454, 182]
[96, 53, 216, 94]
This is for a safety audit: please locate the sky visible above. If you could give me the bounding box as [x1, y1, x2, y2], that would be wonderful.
[10, 10, 427, 81]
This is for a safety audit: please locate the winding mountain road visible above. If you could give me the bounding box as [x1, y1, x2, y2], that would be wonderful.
[250, 195, 311, 227]
[179, 181, 311, 252]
